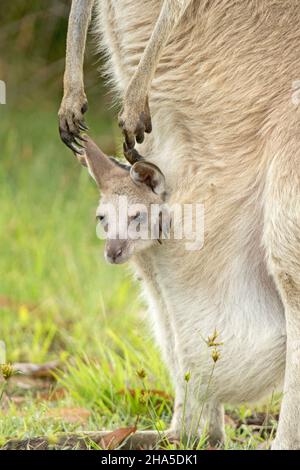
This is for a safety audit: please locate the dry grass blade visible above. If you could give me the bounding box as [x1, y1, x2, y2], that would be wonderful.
[117, 388, 173, 401]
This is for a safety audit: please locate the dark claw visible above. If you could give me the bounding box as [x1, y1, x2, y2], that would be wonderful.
[75, 139, 84, 149]
[123, 142, 136, 165]
[70, 142, 84, 155]
[119, 99, 152, 153]
[71, 136, 85, 150]
[81, 102, 88, 114]
[76, 133, 88, 143]
[145, 119, 152, 134]
[59, 126, 85, 154]
[136, 126, 145, 144]
[123, 142, 144, 164]
[123, 142, 131, 160]
[59, 127, 72, 147]
[79, 122, 89, 131]
[144, 98, 152, 134]
[124, 131, 135, 150]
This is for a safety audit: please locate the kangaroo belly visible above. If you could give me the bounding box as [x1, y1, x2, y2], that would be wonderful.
[137, 240, 286, 404]
[169, 279, 285, 403]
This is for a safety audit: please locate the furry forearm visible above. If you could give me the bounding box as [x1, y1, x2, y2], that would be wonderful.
[64, 0, 94, 92]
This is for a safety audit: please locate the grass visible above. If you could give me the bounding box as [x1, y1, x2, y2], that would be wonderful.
[0, 104, 280, 450]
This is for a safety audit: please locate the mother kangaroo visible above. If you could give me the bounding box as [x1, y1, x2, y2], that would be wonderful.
[59, 0, 300, 450]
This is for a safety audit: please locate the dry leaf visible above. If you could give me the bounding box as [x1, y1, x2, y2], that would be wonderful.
[8, 376, 52, 391]
[37, 388, 67, 402]
[46, 407, 91, 424]
[10, 396, 26, 406]
[13, 360, 60, 378]
[0, 296, 36, 311]
[100, 426, 137, 450]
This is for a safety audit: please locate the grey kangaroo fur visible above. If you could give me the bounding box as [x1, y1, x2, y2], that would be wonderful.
[59, 0, 300, 450]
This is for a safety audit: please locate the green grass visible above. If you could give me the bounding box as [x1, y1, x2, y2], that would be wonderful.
[0, 105, 279, 449]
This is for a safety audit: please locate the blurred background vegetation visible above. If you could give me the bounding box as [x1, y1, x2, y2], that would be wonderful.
[0, 0, 117, 148]
[1, 0, 71, 106]
[1, 1, 107, 106]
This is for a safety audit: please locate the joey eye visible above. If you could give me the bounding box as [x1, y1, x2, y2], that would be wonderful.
[96, 214, 105, 223]
[132, 212, 147, 223]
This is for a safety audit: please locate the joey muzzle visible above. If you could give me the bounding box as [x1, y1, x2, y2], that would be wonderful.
[105, 239, 130, 264]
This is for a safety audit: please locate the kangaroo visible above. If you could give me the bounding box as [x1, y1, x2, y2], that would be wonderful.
[59, 1, 300, 449]
[80, 136, 284, 448]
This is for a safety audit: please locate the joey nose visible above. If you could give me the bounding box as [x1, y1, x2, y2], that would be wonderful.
[106, 243, 124, 264]
[113, 248, 123, 261]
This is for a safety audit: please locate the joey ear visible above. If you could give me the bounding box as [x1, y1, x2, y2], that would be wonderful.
[130, 161, 165, 196]
[79, 136, 115, 188]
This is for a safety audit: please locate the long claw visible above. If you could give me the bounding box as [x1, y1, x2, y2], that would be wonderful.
[145, 120, 152, 134]
[119, 98, 152, 155]
[59, 97, 89, 153]
[124, 131, 135, 150]
[59, 128, 71, 146]
[79, 122, 89, 131]
[136, 127, 145, 144]
[123, 142, 144, 164]
[81, 102, 88, 114]
[59, 126, 85, 154]
[76, 134, 88, 143]
[70, 142, 84, 155]
[144, 99, 152, 134]
[73, 138, 85, 149]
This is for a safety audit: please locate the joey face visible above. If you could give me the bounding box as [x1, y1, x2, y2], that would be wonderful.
[81, 137, 167, 265]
